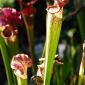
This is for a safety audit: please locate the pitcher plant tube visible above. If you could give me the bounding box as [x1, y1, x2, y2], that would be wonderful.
[44, 0, 68, 85]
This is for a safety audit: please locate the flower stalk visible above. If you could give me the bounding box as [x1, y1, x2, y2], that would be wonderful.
[18, 0, 37, 74]
[17, 77, 27, 85]
[7, 37, 20, 59]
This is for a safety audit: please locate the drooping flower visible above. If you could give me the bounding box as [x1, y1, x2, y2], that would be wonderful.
[0, 8, 22, 42]
[21, 6, 34, 16]
[11, 54, 32, 79]
[0, 7, 22, 26]
[18, 0, 38, 16]
[17, 0, 37, 29]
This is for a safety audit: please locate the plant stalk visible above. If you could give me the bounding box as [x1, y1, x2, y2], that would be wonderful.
[19, 2, 37, 74]
[43, 5, 63, 85]
[0, 36, 14, 85]
[78, 43, 85, 85]
[17, 77, 27, 85]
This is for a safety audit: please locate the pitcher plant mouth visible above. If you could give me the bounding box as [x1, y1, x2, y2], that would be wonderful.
[46, 0, 69, 17]
[11, 54, 32, 79]
[46, 0, 61, 14]
[46, 0, 63, 19]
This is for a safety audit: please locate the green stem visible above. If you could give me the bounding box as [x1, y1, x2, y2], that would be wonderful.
[7, 37, 20, 85]
[21, 14, 37, 74]
[17, 77, 27, 85]
[19, 2, 37, 74]
[53, 64, 60, 85]
[77, 11, 85, 41]
[78, 63, 84, 85]
[0, 36, 14, 85]
[41, 42, 46, 58]
[74, 1, 85, 41]
[78, 76, 84, 85]
[7, 37, 20, 59]
[78, 43, 85, 85]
